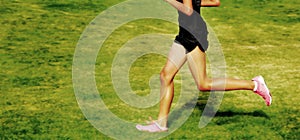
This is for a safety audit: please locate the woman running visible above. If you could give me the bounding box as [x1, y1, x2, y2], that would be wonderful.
[136, 0, 272, 132]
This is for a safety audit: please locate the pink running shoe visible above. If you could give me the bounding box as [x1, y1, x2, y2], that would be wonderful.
[136, 122, 168, 133]
[252, 76, 272, 106]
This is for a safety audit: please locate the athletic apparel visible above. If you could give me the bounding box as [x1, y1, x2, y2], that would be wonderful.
[252, 76, 272, 106]
[136, 122, 168, 132]
[175, 0, 209, 53]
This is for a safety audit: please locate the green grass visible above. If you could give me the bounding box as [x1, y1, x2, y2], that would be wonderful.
[1, 0, 299, 139]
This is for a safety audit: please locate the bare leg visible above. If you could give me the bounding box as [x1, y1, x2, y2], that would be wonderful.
[136, 45, 271, 132]
[136, 43, 187, 132]
[158, 45, 254, 128]
[157, 42, 187, 128]
[187, 47, 255, 91]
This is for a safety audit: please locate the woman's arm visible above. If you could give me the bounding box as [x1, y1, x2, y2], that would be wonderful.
[201, 0, 220, 7]
[164, 0, 193, 16]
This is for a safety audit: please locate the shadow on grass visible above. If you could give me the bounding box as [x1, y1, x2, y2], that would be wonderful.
[169, 94, 270, 124]
[195, 93, 270, 119]
[215, 110, 270, 119]
[167, 92, 209, 128]
[168, 93, 270, 128]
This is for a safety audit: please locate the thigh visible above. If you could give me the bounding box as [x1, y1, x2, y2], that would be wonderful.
[187, 46, 207, 84]
[167, 42, 187, 69]
[161, 42, 187, 80]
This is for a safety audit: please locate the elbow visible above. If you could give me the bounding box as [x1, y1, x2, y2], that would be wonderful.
[185, 8, 193, 16]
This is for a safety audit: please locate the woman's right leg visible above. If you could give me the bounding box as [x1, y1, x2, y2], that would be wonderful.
[136, 42, 187, 132]
[157, 42, 187, 128]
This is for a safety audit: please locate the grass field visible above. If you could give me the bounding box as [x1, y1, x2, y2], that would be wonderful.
[1, 0, 299, 139]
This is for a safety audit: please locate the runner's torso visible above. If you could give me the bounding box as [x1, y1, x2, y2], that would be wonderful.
[175, 0, 208, 52]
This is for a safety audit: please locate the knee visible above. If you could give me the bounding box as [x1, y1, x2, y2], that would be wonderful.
[160, 70, 173, 85]
[197, 80, 211, 92]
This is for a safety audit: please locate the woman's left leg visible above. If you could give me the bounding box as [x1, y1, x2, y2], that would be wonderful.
[187, 46, 272, 106]
[187, 47, 255, 91]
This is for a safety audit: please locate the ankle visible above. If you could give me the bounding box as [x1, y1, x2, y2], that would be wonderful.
[253, 81, 258, 91]
[156, 118, 168, 128]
